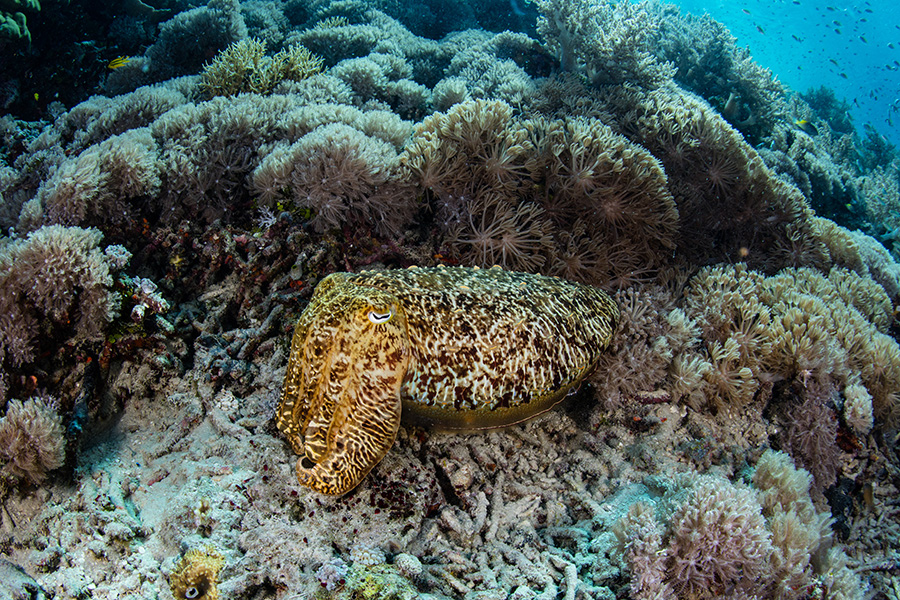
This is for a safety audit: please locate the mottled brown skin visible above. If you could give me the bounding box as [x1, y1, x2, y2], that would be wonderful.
[277, 265, 619, 495]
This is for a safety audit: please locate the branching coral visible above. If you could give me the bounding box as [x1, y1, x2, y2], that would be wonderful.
[646, 6, 787, 141]
[0, 397, 66, 484]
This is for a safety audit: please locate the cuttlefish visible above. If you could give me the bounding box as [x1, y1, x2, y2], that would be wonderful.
[277, 265, 619, 495]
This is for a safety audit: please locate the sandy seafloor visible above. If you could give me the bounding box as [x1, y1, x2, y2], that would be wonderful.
[2, 0, 900, 598]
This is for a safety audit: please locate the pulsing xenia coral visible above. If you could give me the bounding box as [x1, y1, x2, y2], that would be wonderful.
[676, 262, 900, 427]
[0, 397, 66, 484]
[615, 454, 860, 600]
[252, 121, 416, 235]
[0, 225, 123, 368]
[402, 99, 679, 286]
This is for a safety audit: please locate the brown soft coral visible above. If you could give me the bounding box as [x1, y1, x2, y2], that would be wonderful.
[403, 99, 679, 287]
[0, 225, 121, 368]
[253, 122, 417, 235]
[402, 99, 533, 207]
[529, 116, 679, 285]
[598, 84, 827, 271]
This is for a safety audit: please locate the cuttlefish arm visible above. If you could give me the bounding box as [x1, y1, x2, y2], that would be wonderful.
[277, 273, 410, 495]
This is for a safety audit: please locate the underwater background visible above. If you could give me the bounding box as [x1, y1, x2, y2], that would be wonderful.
[680, 0, 900, 148]
[2, 0, 900, 599]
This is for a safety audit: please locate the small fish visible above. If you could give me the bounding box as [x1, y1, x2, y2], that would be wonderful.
[833, 20, 842, 25]
[839, 72, 848, 79]
[830, 58, 840, 66]
[795, 119, 819, 135]
[742, 8, 751, 14]
[108, 56, 131, 69]
[792, 1, 800, 4]
[792, 34, 804, 42]
[860, 36, 868, 43]
[889, 43, 895, 49]
[756, 24, 765, 34]
[827, 5, 836, 10]
[835, 28, 842, 34]
[33, 92, 39, 101]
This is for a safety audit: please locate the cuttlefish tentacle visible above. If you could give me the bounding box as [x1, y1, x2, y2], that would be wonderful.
[278, 266, 619, 496]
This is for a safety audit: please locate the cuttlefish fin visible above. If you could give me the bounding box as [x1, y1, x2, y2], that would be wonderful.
[297, 387, 403, 496]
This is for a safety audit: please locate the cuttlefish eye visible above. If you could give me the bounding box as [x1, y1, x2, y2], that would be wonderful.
[184, 587, 200, 599]
[368, 308, 394, 324]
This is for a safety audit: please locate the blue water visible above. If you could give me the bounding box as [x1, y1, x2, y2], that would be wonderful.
[676, 0, 900, 147]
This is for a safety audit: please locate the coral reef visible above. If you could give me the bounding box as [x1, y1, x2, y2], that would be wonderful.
[403, 98, 679, 285]
[614, 451, 859, 600]
[681, 263, 900, 422]
[0, 0, 898, 597]
[536, 0, 675, 88]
